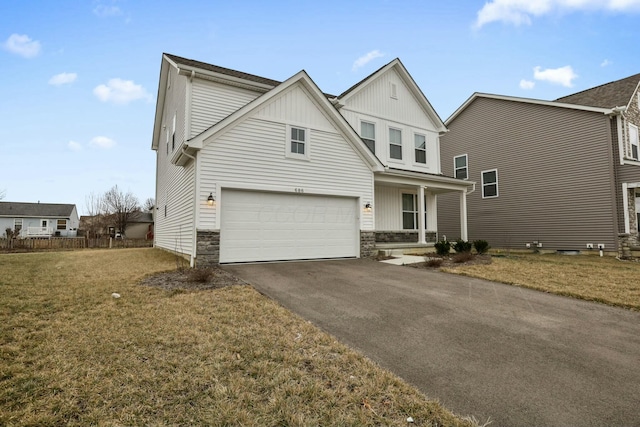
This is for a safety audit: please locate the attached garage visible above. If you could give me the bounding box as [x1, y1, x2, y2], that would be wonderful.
[219, 189, 359, 263]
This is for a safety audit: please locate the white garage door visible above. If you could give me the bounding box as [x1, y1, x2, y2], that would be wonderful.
[220, 190, 358, 263]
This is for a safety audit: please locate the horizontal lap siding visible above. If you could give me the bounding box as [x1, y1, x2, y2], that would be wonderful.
[439, 97, 616, 250]
[191, 80, 262, 138]
[198, 117, 374, 231]
[155, 73, 194, 256]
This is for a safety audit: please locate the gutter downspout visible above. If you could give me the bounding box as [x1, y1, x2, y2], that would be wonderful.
[178, 145, 198, 267]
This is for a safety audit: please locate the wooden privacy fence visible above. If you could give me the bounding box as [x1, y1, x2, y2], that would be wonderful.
[0, 237, 153, 251]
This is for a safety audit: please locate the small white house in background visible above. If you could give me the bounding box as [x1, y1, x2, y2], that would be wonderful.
[0, 202, 79, 238]
[152, 53, 473, 266]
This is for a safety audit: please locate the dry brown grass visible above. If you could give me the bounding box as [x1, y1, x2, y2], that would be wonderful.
[0, 248, 473, 426]
[442, 254, 640, 310]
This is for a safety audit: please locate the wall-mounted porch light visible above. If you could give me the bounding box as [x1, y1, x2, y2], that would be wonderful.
[207, 193, 215, 206]
[364, 202, 372, 212]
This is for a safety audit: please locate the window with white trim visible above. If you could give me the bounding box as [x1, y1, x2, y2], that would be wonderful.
[454, 154, 468, 180]
[389, 128, 402, 160]
[414, 134, 426, 164]
[361, 121, 375, 153]
[57, 219, 67, 230]
[629, 124, 639, 160]
[482, 169, 499, 198]
[401, 193, 428, 230]
[14, 219, 22, 234]
[287, 125, 309, 159]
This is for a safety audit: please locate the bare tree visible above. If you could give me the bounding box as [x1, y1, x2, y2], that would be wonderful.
[84, 192, 105, 238]
[143, 197, 155, 212]
[0, 189, 6, 200]
[102, 185, 140, 236]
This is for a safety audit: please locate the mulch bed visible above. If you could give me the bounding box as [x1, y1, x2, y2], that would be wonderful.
[139, 268, 246, 291]
[409, 254, 493, 269]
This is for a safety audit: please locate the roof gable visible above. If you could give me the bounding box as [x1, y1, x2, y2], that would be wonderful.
[337, 58, 446, 132]
[555, 73, 640, 109]
[181, 70, 383, 171]
[0, 202, 76, 218]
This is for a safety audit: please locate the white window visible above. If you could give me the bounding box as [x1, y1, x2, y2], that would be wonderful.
[286, 125, 309, 159]
[454, 154, 468, 180]
[629, 124, 639, 160]
[361, 121, 376, 153]
[389, 128, 402, 160]
[57, 219, 66, 230]
[414, 134, 426, 164]
[14, 219, 22, 234]
[401, 193, 427, 230]
[482, 169, 499, 198]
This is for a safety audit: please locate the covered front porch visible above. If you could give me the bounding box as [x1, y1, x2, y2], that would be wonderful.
[371, 169, 474, 251]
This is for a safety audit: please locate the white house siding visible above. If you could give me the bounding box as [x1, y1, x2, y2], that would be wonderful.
[374, 185, 436, 231]
[197, 84, 374, 232]
[340, 69, 441, 173]
[190, 79, 263, 138]
[154, 71, 195, 256]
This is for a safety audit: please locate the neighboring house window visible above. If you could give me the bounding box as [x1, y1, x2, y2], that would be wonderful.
[57, 220, 66, 230]
[14, 219, 22, 234]
[414, 134, 426, 164]
[629, 124, 639, 160]
[454, 155, 468, 180]
[166, 129, 169, 156]
[482, 169, 499, 198]
[402, 194, 417, 230]
[389, 128, 402, 160]
[164, 205, 167, 217]
[361, 121, 376, 153]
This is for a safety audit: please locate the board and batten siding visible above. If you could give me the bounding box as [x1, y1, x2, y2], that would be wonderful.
[190, 79, 262, 138]
[374, 185, 437, 231]
[154, 71, 195, 256]
[339, 68, 442, 174]
[438, 96, 617, 250]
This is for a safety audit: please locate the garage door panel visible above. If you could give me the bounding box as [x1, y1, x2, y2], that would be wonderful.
[220, 190, 358, 263]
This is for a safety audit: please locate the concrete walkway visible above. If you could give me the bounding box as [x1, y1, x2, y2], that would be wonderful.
[224, 258, 640, 427]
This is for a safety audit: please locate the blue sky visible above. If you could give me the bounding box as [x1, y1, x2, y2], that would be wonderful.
[2, 0, 640, 214]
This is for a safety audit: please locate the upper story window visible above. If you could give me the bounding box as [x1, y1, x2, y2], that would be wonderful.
[629, 124, 639, 160]
[389, 128, 402, 160]
[414, 134, 426, 164]
[286, 125, 310, 160]
[482, 169, 499, 198]
[454, 154, 468, 180]
[361, 121, 376, 154]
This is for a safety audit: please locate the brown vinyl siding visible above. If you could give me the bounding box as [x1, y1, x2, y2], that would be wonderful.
[439, 96, 617, 250]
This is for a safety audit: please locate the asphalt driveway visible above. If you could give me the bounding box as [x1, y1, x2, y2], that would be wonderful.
[223, 258, 640, 427]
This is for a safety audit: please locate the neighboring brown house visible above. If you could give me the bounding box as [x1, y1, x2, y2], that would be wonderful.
[438, 73, 640, 255]
[79, 211, 154, 239]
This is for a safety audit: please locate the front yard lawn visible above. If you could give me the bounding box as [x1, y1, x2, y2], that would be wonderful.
[441, 253, 640, 310]
[0, 249, 473, 426]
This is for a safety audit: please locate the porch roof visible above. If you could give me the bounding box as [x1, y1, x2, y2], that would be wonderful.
[374, 168, 475, 194]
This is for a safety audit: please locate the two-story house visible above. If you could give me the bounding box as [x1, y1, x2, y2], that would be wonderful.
[438, 73, 640, 256]
[151, 54, 473, 265]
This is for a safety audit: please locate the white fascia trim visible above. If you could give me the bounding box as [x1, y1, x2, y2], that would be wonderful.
[623, 183, 630, 234]
[618, 115, 625, 165]
[176, 66, 275, 93]
[375, 170, 475, 191]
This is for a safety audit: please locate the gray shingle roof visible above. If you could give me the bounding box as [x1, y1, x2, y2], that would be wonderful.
[164, 53, 281, 87]
[555, 73, 640, 108]
[0, 202, 76, 218]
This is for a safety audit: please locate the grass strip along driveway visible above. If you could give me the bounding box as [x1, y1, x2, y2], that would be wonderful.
[441, 253, 640, 310]
[0, 249, 473, 426]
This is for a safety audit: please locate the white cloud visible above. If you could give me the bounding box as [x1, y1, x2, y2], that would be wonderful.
[475, 0, 640, 28]
[93, 4, 122, 17]
[533, 65, 578, 87]
[520, 79, 536, 89]
[600, 59, 612, 67]
[352, 50, 384, 72]
[93, 78, 151, 104]
[68, 140, 83, 151]
[49, 72, 77, 86]
[3, 33, 41, 58]
[89, 136, 116, 149]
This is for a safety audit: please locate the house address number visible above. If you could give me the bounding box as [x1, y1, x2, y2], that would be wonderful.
[294, 188, 304, 193]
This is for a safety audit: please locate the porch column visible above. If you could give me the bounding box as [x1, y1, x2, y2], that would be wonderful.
[459, 190, 468, 241]
[418, 186, 426, 244]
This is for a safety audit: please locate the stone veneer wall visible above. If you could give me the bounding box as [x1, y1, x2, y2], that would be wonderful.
[375, 231, 437, 243]
[628, 189, 639, 247]
[196, 230, 220, 267]
[360, 231, 375, 258]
